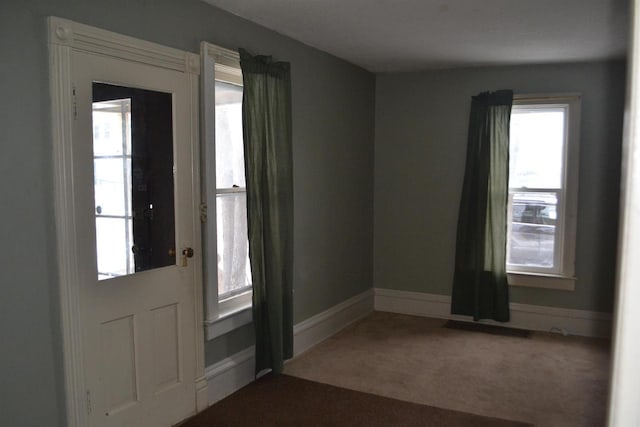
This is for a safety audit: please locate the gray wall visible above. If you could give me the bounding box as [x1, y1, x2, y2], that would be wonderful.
[0, 0, 625, 425]
[0, 1, 375, 425]
[374, 61, 625, 313]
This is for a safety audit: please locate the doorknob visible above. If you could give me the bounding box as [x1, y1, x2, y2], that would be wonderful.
[180, 247, 194, 267]
[182, 247, 194, 258]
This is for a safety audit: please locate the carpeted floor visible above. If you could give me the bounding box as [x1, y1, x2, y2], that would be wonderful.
[444, 319, 531, 338]
[181, 374, 531, 427]
[284, 312, 610, 427]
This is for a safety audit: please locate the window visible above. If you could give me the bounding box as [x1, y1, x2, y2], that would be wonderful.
[202, 43, 252, 339]
[507, 94, 580, 290]
[92, 98, 133, 280]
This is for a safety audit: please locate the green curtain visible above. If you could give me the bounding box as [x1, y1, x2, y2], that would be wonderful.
[451, 90, 513, 322]
[239, 49, 294, 374]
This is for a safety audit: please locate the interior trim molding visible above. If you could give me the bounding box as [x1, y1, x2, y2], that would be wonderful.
[203, 286, 612, 408]
[188, 66, 207, 414]
[49, 17, 204, 427]
[293, 288, 374, 356]
[206, 306, 252, 341]
[195, 375, 210, 413]
[204, 346, 256, 405]
[374, 288, 612, 338]
[50, 39, 87, 427]
[204, 288, 374, 406]
[49, 16, 200, 74]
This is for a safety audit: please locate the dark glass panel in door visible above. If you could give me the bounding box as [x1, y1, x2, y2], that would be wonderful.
[92, 82, 175, 279]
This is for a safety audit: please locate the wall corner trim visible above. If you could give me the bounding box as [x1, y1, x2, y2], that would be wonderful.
[374, 287, 612, 338]
[204, 288, 374, 406]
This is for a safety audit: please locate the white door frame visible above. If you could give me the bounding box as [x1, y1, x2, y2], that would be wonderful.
[608, 1, 640, 425]
[48, 17, 207, 427]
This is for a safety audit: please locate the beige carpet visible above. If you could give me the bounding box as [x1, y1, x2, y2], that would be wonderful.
[285, 312, 610, 427]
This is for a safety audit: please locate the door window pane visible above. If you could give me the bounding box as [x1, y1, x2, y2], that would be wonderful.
[96, 217, 132, 279]
[92, 100, 130, 156]
[94, 158, 130, 217]
[93, 83, 176, 280]
[93, 98, 133, 279]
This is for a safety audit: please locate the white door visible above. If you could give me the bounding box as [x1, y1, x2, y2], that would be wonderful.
[71, 50, 198, 427]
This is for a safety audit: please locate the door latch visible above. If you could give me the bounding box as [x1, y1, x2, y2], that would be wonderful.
[181, 247, 194, 267]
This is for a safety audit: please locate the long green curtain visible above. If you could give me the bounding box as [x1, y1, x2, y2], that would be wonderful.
[239, 49, 294, 374]
[451, 90, 513, 322]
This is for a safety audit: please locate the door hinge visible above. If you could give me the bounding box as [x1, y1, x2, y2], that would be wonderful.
[86, 389, 92, 415]
[72, 85, 77, 119]
[200, 203, 207, 223]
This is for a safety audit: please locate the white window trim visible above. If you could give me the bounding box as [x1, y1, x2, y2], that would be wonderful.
[507, 93, 581, 291]
[201, 42, 252, 340]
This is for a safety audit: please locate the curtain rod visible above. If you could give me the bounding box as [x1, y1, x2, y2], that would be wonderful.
[514, 93, 581, 102]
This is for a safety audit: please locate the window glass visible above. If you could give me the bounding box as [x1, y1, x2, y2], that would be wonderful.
[92, 83, 176, 280]
[215, 81, 245, 189]
[216, 194, 251, 299]
[509, 108, 564, 189]
[93, 98, 133, 279]
[508, 192, 557, 268]
[213, 79, 252, 301]
[96, 217, 132, 279]
[507, 105, 567, 272]
[92, 100, 129, 156]
[94, 158, 130, 217]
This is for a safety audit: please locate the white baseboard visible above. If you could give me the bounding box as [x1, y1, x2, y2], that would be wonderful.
[374, 288, 612, 338]
[204, 288, 374, 406]
[293, 289, 374, 356]
[195, 376, 209, 412]
[204, 345, 255, 405]
[203, 287, 610, 407]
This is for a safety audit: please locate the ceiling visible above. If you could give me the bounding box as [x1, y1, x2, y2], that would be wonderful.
[202, 0, 629, 72]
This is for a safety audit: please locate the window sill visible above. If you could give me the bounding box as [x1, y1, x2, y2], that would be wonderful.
[507, 272, 576, 291]
[205, 304, 252, 341]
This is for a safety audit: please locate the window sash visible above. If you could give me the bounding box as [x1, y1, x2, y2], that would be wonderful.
[506, 94, 580, 285]
[507, 188, 564, 275]
[220, 286, 252, 301]
[202, 42, 253, 327]
[215, 192, 252, 300]
[216, 187, 246, 194]
[508, 104, 569, 275]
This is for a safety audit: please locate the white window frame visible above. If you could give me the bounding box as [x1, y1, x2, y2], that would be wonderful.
[201, 42, 252, 340]
[507, 93, 581, 291]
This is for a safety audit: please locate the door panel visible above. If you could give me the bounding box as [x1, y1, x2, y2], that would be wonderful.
[101, 315, 138, 414]
[151, 303, 181, 391]
[73, 50, 197, 427]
